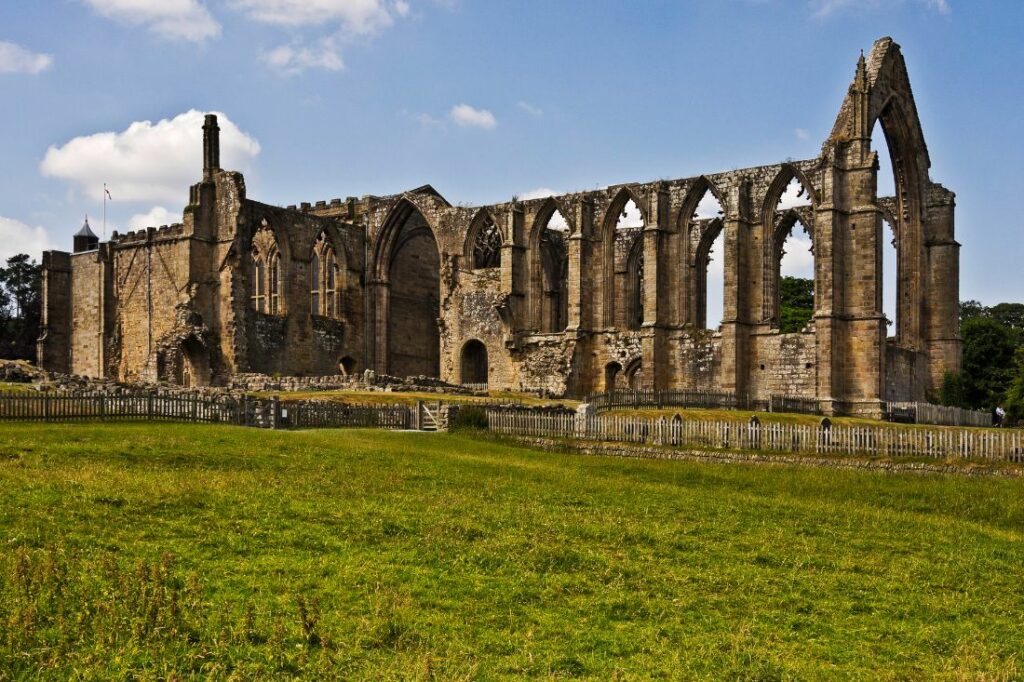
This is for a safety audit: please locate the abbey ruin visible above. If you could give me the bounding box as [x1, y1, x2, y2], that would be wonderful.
[37, 37, 960, 417]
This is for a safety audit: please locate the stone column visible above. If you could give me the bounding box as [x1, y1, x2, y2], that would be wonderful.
[923, 184, 961, 391]
[641, 185, 669, 390]
[718, 179, 753, 396]
[565, 199, 592, 332]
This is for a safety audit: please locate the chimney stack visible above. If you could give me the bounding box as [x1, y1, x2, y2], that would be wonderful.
[202, 114, 220, 180]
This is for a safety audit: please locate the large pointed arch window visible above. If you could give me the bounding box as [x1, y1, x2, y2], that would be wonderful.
[252, 255, 266, 312]
[311, 231, 341, 319]
[602, 191, 645, 328]
[683, 186, 725, 330]
[251, 221, 282, 315]
[767, 174, 815, 332]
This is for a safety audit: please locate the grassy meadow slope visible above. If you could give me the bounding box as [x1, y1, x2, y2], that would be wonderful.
[0, 423, 1022, 679]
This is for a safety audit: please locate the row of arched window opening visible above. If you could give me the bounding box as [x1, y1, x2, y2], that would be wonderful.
[250, 231, 345, 320]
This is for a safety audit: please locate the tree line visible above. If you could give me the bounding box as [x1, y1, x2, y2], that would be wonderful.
[0, 254, 41, 361]
[939, 301, 1024, 421]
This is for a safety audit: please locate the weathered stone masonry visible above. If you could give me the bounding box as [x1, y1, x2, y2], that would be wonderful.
[38, 38, 960, 417]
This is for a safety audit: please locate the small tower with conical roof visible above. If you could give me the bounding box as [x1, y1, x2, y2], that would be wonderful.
[73, 217, 99, 253]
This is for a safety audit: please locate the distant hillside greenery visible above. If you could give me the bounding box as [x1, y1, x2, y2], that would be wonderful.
[939, 301, 1024, 421]
[779, 276, 814, 333]
[0, 254, 41, 361]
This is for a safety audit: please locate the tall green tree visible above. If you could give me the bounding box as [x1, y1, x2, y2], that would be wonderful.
[779, 276, 814, 333]
[0, 254, 42, 361]
[959, 316, 1017, 409]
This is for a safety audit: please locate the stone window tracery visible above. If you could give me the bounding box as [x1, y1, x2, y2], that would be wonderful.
[472, 215, 502, 269]
[311, 232, 341, 319]
[252, 255, 265, 312]
[251, 221, 282, 315]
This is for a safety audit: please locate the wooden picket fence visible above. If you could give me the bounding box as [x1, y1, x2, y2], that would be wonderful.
[0, 392, 251, 424]
[486, 410, 1024, 462]
[0, 392, 417, 431]
[886, 401, 991, 428]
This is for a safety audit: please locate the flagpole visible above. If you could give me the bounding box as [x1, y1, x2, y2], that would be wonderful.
[102, 183, 106, 241]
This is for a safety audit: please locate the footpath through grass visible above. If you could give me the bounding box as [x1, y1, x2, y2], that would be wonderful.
[0, 423, 1022, 679]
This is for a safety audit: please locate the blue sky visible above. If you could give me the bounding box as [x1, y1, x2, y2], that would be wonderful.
[1, 0, 1021, 310]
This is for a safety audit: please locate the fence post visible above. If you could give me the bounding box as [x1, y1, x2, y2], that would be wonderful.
[575, 403, 594, 439]
[270, 397, 281, 430]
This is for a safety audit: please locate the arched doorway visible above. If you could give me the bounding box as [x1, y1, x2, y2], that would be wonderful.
[604, 361, 622, 392]
[178, 336, 210, 387]
[375, 201, 441, 378]
[460, 340, 488, 386]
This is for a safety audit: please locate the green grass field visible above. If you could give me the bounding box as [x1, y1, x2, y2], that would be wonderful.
[1, 423, 1022, 679]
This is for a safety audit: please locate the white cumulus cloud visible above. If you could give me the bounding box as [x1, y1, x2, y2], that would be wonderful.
[82, 0, 221, 42]
[812, 0, 951, 17]
[0, 217, 53, 264]
[231, 0, 397, 33]
[450, 104, 497, 130]
[40, 110, 261, 205]
[519, 188, 558, 201]
[263, 40, 344, 74]
[0, 41, 53, 75]
[129, 206, 178, 229]
[517, 101, 543, 118]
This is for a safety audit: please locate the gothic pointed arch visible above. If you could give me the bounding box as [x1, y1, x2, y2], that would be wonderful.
[465, 209, 503, 269]
[310, 229, 344, 319]
[599, 186, 648, 328]
[370, 197, 441, 377]
[526, 197, 572, 332]
[250, 218, 286, 315]
[676, 177, 727, 327]
[761, 166, 817, 327]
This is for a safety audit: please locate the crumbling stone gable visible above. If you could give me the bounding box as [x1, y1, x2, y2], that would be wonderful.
[39, 38, 960, 417]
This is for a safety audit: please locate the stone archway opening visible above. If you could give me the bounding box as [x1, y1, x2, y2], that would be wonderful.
[624, 359, 643, 389]
[379, 204, 441, 378]
[460, 340, 488, 386]
[534, 203, 570, 333]
[179, 335, 210, 388]
[683, 185, 726, 331]
[604, 361, 622, 392]
[339, 356, 356, 375]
